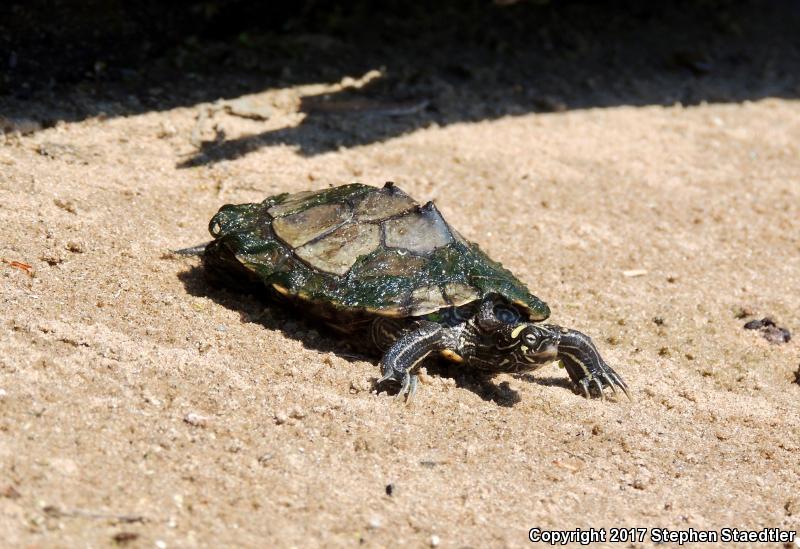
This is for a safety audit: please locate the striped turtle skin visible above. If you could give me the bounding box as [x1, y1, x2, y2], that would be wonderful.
[203, 182, 628, 401]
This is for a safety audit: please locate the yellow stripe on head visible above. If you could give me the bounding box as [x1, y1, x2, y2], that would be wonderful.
[510, 324, 526, 339]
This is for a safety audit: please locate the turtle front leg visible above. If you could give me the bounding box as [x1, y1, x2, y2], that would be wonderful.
[546, 325, 630, 400]
[377, 321, 446, 401]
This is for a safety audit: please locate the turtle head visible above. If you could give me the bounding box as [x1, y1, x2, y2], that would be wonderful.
[470, 296, 560, 370]
[501, 323, 560, 366]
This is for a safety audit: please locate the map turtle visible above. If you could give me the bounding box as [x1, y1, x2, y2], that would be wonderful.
[201, 182, 628, 400]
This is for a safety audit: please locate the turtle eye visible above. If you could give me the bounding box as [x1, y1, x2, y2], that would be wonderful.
[523, 332, 540, 347]
[493, 306, 520, 324]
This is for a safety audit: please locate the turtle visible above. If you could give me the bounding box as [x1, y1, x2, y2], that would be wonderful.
[200, 182, 629, 401]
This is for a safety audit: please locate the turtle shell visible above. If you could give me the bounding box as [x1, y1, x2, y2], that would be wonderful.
[203, 182, 550, 320]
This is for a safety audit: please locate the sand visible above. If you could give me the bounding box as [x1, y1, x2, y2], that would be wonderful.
[2, 18, 800, 548]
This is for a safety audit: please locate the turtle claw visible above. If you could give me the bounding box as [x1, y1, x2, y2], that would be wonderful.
[607, 370, 631, 401]
[377, 370, 397, 386]
[395, 371, 411, 400]
[572, 363, 629, 400]
[406, 374, 419, 401]
[601, 373, 617, 395]
[392, 372, 419, 403]
[377, 367, 418, 403]
[595, 366, 631, 400]
[579, 378, 591, 399]
[592, 378, 605, 400]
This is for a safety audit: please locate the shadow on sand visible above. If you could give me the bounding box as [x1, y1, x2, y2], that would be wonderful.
[4, 1, 799, 162]
[176, 262, 586, 406]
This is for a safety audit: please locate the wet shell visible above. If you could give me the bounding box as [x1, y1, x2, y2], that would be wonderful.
[203, 182, 550, 319]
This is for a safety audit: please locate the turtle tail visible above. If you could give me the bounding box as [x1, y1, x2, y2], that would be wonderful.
[172, 242, 211, 256]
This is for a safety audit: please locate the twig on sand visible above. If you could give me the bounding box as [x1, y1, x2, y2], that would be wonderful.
[622, 269, 648, 278]
[2, 258, 34, 276]
[42, 505, 146, 523]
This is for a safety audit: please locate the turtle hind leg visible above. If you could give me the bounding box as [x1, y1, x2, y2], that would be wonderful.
[377, 321, 446, 402]
[369, 316, 411, 352]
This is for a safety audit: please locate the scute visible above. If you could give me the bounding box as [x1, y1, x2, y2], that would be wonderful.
[383, 203, 454, 254]
[267, 189, 319, 218]
[235, 240, 290, 277]
[267, 184, 370, 218]
[443, 282, 480, 306]
[353, 185, 416, 221]
[409, 285, 448, 316]
[295, 223, 380, 276]
[272, 202, 351, 248]
[353, 249, 427, 277]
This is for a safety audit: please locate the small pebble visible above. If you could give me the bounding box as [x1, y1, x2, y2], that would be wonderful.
[743, 317, 791, 344]
[53, 198, 77, 214]
[111, 532, 139, 544]
[157, 122, 177, 138]
[350, 378, 370, 393]
[65, 241, 85, 253]
[1, 485, 21, 499]
[762, 326, 791, 344]
[143, 394, 161, 407]
[430, 534, 441, 547]
[274, 412, 289, 425]
[183, 413, 209, 427]
[289, 407, 306, 419]
[385, 483, 394, 496]
[785, 497, 799, 516]
[368, 515, 382, 529]
[744, 318, 771, 330]
[40, 250, 64, 265]
[221, 97, 273, 120]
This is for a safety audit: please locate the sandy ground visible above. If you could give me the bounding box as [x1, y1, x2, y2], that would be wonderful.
[1, 81, 800, 547]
